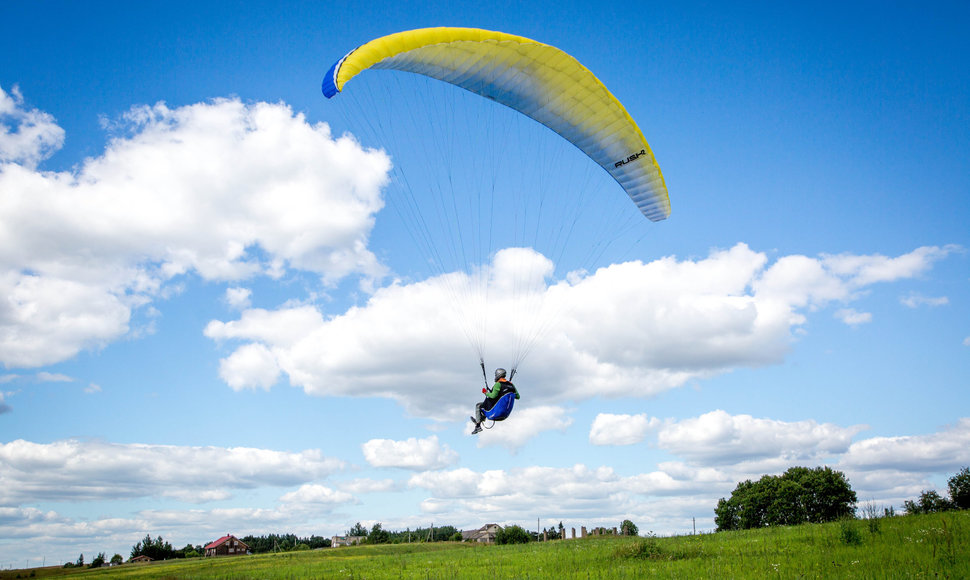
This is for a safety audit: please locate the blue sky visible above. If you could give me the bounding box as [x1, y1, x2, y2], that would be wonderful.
[1, 0, 968, 567]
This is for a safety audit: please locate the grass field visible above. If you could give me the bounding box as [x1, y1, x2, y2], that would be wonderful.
[4, 511, 968, 579]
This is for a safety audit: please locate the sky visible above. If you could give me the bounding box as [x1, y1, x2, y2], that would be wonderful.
[1, 0, 969, 568]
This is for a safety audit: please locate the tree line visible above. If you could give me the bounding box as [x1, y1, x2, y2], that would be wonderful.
[345, 522, 461, 543]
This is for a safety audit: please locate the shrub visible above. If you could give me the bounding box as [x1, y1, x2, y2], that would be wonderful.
[495, 525, 531, 545]
[838, 518, 863, 545]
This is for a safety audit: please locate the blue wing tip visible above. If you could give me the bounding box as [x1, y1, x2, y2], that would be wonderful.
[322, 59, 340, 98]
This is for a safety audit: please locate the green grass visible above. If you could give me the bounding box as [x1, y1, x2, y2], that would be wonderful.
[6, 511, 968, 579]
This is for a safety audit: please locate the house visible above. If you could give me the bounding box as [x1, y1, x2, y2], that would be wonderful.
[129, 555, 152, 564]
[204, 534, 250, 557]
[461, 523, 502, 543]
[330, 535, 366, 547]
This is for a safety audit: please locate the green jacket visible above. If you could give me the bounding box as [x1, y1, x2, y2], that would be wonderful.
[485, 379, 520, 399]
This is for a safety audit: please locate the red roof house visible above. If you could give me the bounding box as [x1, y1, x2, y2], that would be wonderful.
[204, 534, 249, 557]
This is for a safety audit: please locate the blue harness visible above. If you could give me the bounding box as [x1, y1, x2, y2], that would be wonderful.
[483, 391, 517, 421]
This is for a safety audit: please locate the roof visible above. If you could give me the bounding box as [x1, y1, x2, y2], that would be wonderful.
[461, 524, 502, 540]
[204, 534, 247, 550]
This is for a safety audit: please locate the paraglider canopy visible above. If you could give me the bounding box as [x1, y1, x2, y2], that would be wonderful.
[322, 26, 670, 223]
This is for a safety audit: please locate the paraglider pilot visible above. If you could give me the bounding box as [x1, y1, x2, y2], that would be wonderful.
[471, 368, 520, 434]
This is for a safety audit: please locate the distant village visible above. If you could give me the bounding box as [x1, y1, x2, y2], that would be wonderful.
[61, 521, 639, 568]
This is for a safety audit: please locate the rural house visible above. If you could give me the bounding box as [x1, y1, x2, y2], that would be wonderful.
[330, 535, 366, 547]
[461, 523, 502, 543]
[204, 534, 250, 557]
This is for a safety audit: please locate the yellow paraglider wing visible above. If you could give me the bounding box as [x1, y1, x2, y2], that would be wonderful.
[323, 27, 670, 222]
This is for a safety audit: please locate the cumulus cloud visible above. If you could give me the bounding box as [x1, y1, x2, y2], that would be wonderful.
[0, 439, 345, 505]
[225, 287, 252, 310]
[361, 436, 459, 471]
[336, 478, 399, 494]
[206, 243, 955, 426]
[473, 405, 573, 451]
[589, 413, 659, 446]
[0, 85, 64, 167]
[218, 342, 281, 390]
[407, 462, 729, 524]
[0, 88, 390, 368]
[279, 484, 356, 506]
[839, 418, 970, 472]
[655, 409, 866, 466]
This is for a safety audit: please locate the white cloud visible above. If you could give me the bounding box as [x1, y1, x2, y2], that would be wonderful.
[207, 243, 954, 432]
[655, 410, 866, 466]
[900, 293, 949, 308]
[406, 462, 729, 525]
[225, 287, 252, 310]
[473, 405, 573, 451]
[962, 336, 970, 347]
[0, 90, 390, 368]
[36, 372, 74, 382]
[336, 478, 399, 494]
[218, 342, 281, 391]
[0, 439, 345, 505]
[839, 418, 970, 472]
[361, 436, 459, 471]
[835, 308, 872, 326]
[83, 383, 102, 394]
[279, 484, 356, 506]
[0, 85, 64, 168]
[162, 489, 232, 503]
[589, 413, 658, 446]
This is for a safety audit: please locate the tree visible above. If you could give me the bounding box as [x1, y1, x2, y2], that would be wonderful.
[947, 466, 970, 510]
[715, 466, 857, 531]
[347, 522, 368, 537]
[495, 525, 531, 545]
[620, 519, 639, 536]
[904, 489, 953, 514]
[434, 525, 458, 541]
[131, 533, 177, 560]
[368, 522, 390, 544]
[89, 553, 106, 568]
[110, 554, 124, 565]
